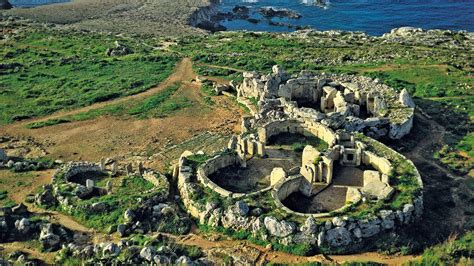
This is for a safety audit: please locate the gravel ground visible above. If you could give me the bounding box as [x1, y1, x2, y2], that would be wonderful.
[2, 0, 214, 36]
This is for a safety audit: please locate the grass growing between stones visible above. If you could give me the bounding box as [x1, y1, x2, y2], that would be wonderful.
[172, 31, 473, 175]
[1, 27, 180, 125]
[54, 175, 158, 231]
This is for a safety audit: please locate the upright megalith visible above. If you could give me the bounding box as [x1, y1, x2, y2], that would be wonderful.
[0, 148, 7, 162]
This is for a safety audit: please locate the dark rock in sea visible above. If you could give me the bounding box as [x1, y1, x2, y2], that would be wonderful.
[268, 20, 294, 29]
[196, 20, 226, 33]
[259, 7, 302, 19]
[247, 18, 260, 24]
[0, 0, 12, 10]
[233, 5, 250, 15]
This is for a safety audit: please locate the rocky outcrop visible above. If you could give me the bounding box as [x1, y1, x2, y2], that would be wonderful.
[0, 0, 12, 10]
[258, 7, 302, 19]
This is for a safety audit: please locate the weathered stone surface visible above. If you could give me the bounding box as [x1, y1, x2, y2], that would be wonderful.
[264, 216, 295, 237]
[0, 149, 7, 162]
[124, 209, 135, 223]
[234, 201, 249, 217]
[358, 218, 381, 237]
[379, 210, 395, 229]
[325, 227, 352, 247]
[270, 167, 287, 186]
[103, 243, 121, 257]
[140, 246, 155, 261]
[15, 218, 30, 234]
[399, 89, 415, 108]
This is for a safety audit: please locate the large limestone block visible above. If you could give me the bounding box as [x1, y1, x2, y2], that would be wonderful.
[302, 145, 320, 165]
[270, 168, 287, 186]
[363, 170, 381, 186]
[264, 216, 295, 237]
[362, 181, 395, 200]
[399, 89, 415, 108]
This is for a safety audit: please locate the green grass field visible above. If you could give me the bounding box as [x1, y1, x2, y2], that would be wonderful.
[0, 29, 179, 125]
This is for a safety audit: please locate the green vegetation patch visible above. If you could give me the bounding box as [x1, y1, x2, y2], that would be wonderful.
[0, 28, 180, 125]
[26, 82, 191, 128]
[420, 231, 473, 265]
[57, 175, 158, 231]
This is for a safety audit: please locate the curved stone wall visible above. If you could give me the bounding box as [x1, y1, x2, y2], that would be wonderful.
[55, 162, 104, 182]
[258, 119, 337, 147]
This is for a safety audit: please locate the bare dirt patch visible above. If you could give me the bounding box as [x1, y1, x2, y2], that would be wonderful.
[0, 58, 242, 172]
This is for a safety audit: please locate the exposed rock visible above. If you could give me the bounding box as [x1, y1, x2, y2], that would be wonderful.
[11, 203, 28, 215]
[234, 201, 249, 217]
[39, 224, 60, 250]
[117, 224, 128, 237]
[325, 227, 352, 247]
[35, 186, 57, 207]
[91, 202, 107, 213]
[358, 217, 381, 238]
[0, 1, 12, 10]
[124, 209, 135, 223]
[140, 246, 156, 261]
[15, 218, 30, 234]
[399, 89, 415, 108]
[259, 7, 302, 19]
[264, 216, 295, 237]
[103, 243, 121, 257]
[0, 148, 7, 162]
[106, 41, 133, 57]
[176, 255, 193, 265]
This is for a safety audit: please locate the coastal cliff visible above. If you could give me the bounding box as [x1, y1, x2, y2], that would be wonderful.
[0, 0, 12, 10]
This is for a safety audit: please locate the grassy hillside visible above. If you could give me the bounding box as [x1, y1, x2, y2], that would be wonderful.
[0, 26, 179, 124]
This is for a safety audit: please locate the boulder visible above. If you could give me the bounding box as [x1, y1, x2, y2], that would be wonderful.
[300, 217, 318, 234]
[234, 201, 249, 217]
[332, 217, 346, 227]
[379, 210, 395, 229]
[140, 246, 156, 262]
[75, 185, 93, 199]
[264, 216, 295, 237]
[124, 209, 135, 223]
[399, 89, 415, 108]
[325, 227, 352, 247]
[154, 255, 172, 264]
[35, 187, 57, 207]
[103, 243, 121, 257]
[117, 224, 128, 237]
[15, 218, 30, 234]
[11, 203, 28, 215]
[39, 224, 60, 250]
[358, 218, 381, 238]
[90, 202, 107, 213]
[176, 255, 193, 265]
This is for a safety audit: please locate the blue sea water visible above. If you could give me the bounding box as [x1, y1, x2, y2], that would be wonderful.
[219, 0, 474, 35]
[9, 0, 69, 8]
[8, 0, 474, 35]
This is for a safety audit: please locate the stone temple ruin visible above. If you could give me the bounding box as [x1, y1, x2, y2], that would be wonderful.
[175, 66, 423, 249]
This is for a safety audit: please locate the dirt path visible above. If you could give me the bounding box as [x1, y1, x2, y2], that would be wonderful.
[177, 234, 420, 265]
[1, 242, 56, 264]
[8, 58, 195, 127]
